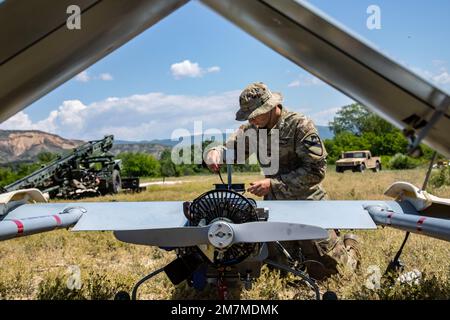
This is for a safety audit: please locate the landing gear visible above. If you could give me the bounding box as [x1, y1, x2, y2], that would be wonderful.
[384, 232, 408, 277]
[384, 151, 438, 279]
[268, 242, 339, 300]
[264, 259, 322, 300]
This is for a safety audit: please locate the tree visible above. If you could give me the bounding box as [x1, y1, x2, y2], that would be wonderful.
[117, 152, 161, 177]
[37, 151, 58, 164]
[329, 103, 397, 136]
[160, 149, 179, 178]
[0, 167, 19, 188]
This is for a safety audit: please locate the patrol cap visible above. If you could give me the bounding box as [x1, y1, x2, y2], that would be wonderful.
[235, 82, 283, 121]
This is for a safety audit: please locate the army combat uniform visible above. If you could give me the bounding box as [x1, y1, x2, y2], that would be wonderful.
[210, 82, 360, 280]
[224, 107, 328, 201]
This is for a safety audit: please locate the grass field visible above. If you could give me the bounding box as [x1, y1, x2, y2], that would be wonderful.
[0, 168, 449, 299]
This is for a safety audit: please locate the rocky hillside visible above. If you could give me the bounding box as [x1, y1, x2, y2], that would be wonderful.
[0, 130, 170, 164]
[0, 130, 83, 164]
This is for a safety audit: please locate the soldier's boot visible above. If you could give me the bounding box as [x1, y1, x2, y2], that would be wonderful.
[343, 234, 361, 272]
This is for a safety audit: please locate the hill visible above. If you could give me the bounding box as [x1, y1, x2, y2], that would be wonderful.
[0, 130, 83, 164]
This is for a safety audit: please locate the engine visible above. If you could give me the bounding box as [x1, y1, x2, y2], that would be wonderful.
[164, 189, 268, 291]
[186, 189, 265, 266]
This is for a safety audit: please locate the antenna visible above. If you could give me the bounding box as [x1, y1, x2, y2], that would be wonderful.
[214, 149, 244, 192]
[227, 162, 232, 190]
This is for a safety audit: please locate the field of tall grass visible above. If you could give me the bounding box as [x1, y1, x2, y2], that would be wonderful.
[0, 168, 449, 299]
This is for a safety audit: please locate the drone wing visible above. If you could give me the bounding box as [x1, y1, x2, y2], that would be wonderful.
[261, 200, 381, 229]
[0, 199, 84, 241]
[3, 195, 449, 243]
[0, 197, 387, 244]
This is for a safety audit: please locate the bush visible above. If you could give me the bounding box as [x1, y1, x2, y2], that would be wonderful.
[388, 153, 419, 170]
[37, 274, 85, 300]
[117, 152, 161, 177]
[0, 167, 19, 187]
[36, 271, 131, 300]
[380, 155, 392, 169]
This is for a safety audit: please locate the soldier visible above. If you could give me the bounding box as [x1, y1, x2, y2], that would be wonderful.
[206, 82, 360, 280]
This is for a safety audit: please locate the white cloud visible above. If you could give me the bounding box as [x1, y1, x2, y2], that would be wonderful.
[0, 111, 33, 129]
[207, 66, 220, 73]
[98, 73, 114, 81]
[75, 71, 90, 82]
[287, 75, 324, 88]
[411, 65, 450, 87]
[432, 71, 450, 85]
[1, 91, 242, 141]
[170, 60, 220, 79]
[288, 80, 300, 88]
[74, 71, 114, 82]
[171, 60, 202, 79]
[0, 110, 58, 132]
[1, 90, 345, 140]
[411, 67, 433, 80]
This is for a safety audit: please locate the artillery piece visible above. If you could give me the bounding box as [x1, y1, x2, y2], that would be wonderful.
[2, 135, 130, 199]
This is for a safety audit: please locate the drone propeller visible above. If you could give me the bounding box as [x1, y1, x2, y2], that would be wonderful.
[114, 221, 328, 248]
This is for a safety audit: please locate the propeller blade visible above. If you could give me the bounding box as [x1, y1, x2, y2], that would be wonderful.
[114, 227, 209, 247]
[231, 222, 328, 243]
[114, 221, 328, 247]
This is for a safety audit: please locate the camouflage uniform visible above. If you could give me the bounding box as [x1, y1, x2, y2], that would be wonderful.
[210, 82, 360, 280]
[223, 107, 328, 201]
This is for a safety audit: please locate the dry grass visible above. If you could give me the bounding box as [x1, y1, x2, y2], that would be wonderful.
[0, 169, 449, 300]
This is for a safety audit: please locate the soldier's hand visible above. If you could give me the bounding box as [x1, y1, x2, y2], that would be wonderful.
[247, 179, 271, 197]
[205, 150, 222, 173]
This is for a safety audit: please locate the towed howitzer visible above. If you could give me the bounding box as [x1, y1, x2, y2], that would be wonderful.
[2, 135, 126, 199]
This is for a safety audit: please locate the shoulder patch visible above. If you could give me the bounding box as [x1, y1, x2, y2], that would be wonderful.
[302, 132, 324, 157]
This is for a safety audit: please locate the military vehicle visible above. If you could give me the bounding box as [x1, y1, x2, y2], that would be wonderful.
[2, 135, 136, 199]
[335, 150, 381, 173]
[434, 160, 450, 169]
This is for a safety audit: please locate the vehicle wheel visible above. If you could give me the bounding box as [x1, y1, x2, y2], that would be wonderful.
[111, 169, 122, 194]
[336, 167, 343, 173]
[358, 163, 366, 173]
[372, 162, 380, 172]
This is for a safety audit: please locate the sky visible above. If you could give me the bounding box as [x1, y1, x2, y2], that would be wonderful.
[1, 0, 449, 141]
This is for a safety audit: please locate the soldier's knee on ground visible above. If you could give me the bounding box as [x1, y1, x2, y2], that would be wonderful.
[306, 230, 361, 280]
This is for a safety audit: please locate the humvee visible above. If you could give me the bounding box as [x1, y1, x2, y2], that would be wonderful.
[335, 150, 381, 173]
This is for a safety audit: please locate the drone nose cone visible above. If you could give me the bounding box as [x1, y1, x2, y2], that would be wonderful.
[208, 221, 234, 249]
